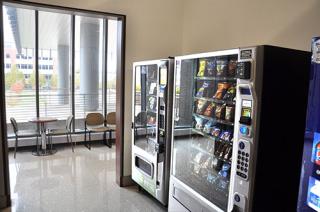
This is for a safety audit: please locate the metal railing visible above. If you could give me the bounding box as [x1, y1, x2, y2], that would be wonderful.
[5, 89, 116, 123]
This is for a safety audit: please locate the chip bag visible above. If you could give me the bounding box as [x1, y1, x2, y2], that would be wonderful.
[215, 104, 226, 119]
[197, 59, 206, 77]
[214, 83, 231, 99]
[203, 102, 216, 117]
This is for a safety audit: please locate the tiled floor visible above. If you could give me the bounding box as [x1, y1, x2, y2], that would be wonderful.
[3, 144, 167, 212]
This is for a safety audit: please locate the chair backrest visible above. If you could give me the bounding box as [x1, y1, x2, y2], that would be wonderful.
[10, 117, 18, 134]
[106, 112, 116, 125]
[135, 111, 147, 125]
[66, 115, 74, 132]
[85, 112, 104, 126]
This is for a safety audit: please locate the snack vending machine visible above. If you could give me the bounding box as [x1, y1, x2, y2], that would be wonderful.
[131, 59, 174, 205]
[297, 37, 320, 212]
[168, 46, 310, 212]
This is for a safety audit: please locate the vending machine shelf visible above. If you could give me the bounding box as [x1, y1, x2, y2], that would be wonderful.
[192, 128, 233, 145]
[193, 113, 234, 126]
[194, 76, 237, 81]
[193, 96, 235, 105]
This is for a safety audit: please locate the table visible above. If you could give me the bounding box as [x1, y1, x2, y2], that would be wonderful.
[29, 117, 58, 156]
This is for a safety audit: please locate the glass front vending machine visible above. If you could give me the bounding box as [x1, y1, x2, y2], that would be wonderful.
[297, 37, 320, 212]
[168, 46, 310, 212]
[132, 59, 174, 205]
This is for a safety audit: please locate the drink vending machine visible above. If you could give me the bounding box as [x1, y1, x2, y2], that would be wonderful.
[297, 37, 320, 212]
[131, 58, 174, 205]
[168, 46, 310, 212]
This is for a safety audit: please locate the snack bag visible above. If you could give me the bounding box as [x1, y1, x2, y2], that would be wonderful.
[220, 130, 232, 142]
[197, 59, 206, 77]
[215, 104, 226, 119]
[206, 58, 216, 76]
[196, 100, 208, 114]
[224, 145, 232, 160]
[214, 83, 231, 99]
[212, 157, 223, 171]
[203, 119, 216, 134]
[148, 97, 156, 110]
[194, 116, 206, 130]
[228, 59, 237, 77]
[196, 81, 209, 97]
[211, 127, 221, 137]
[147, 115, 156, 125]
[225, 106, 235, 122]
[203, 102, 216, 117]
[216, 59, 228, 77]
[219, 143, 228, 158]
[218, 163, 231, 178]
[223, 86, 236, 101]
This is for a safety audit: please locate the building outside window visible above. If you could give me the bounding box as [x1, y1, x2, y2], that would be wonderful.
[3, 5, 120, 136]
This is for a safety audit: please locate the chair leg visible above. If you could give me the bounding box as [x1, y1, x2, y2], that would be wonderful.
[69, 134, 74, 153]
[36, 136, 39, 155]
[106, 131, 111, 148]
[50, 135, 53, 151]
[88, 132, 91, 150]
[14, 137, 18, 159]
[84, 129, 90, 150]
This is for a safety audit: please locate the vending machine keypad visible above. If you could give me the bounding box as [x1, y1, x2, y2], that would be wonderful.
[236, 141, 250, 180]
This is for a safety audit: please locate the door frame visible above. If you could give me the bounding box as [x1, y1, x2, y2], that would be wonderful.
[0, 0, 126, 208]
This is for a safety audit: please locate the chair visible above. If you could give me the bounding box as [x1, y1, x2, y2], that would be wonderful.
[105, 112, 116, 145]
[10, 117, 40, 158]
[134, 111, 147, 136]
[84, 112, 110, 150]
[47, 115, 74, 152]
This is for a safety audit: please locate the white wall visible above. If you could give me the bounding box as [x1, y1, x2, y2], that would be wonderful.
[181, 0, 320, 54]
[16, 0, 320, 179]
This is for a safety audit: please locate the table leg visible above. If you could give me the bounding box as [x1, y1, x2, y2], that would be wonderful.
[41, 122, 46, 150]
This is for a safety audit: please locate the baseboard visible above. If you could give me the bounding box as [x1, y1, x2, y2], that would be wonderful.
[120, 175, 135, 187]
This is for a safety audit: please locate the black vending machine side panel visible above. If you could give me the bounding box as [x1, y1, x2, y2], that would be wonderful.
[251, 46, 310, 212]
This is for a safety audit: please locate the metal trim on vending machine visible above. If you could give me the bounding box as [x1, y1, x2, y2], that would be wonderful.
[131, 58, 174, 205]
[168, 45, 310, 212]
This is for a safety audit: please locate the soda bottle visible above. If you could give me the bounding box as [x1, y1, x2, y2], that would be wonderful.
[315, 141, 320, 165]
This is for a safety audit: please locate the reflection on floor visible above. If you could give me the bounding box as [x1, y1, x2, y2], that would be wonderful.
[4, 144, 167, 212]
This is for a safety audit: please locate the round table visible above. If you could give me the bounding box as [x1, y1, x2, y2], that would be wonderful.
[29, 117, 58, 156]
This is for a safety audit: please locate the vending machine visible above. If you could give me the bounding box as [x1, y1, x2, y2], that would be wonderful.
[168, 46, 310, 212]
[131, 59, 174, 205]
[297, 37, 320, 212]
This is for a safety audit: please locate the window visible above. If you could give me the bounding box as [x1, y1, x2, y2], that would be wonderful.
[4, 6, 36, 125]
[5, 53, 10, 58]
[74, 16, 105, 129]
[2, 3, 124, 135]
[106, 19, 118, 114]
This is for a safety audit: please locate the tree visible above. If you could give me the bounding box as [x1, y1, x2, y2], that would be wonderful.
[51, 74, 58, 89]
[5, 65, 24, 90]
[29, 71, 46, 88]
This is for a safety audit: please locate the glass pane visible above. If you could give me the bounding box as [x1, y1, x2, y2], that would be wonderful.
[106, 19, 118, 114]
[38, 11, 71, 129]
[74, 16, 104, 129]
[134, 64, 158, 154]
[173, 55, 238, 210]
[3, 6, 36, 134]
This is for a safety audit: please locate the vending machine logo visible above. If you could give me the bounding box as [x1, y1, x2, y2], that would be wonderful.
[312, 38, 320, 64]
[311, 133, 320, 165]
